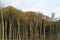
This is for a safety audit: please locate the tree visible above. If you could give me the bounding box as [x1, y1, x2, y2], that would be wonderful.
[25, 11, 36, 40]
[50, 13, 55, 40]
[0, 1, 4, 40]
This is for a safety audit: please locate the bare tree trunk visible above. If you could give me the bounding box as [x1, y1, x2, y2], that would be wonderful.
[23, 25, 25, 40]
[44, 26, 45, 40]
[0, 23, 1, 40]
[9, 20, 12, 40]
[5, 19, 7, 40]
[13, 23, 14, 40]
[56, 23, 58, 40]
[40, 25, 42, 40]
[17, 20, 20, 40]
[14, 22, 17, 40]
[24, 24, 28, 40]
[14, 21, 17, 40]
[1, 10, 4, 40]
[40, 20, 42, 40]
[50, 23, 52, 40]
[22, 27, 23, 40]
[56, 22, 60, 40]
[30, 24, 33, 40]
[35, 21, 39, 40]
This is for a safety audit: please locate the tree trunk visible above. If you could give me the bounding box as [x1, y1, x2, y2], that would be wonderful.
[1, 10, 4, 40]
[44, 26, 45, 40]
[0, 23, 2, 40]
[50, 23, 52, 40]
[9, 20, 12, 40]
[5, 19, 7, 40]
[17, 20, 20, 40]
[12, 23, 14, 40]
[24, 24, 28, 40]
[29, 24, 33, 40]
[40, 21, 42, 40]
[35, 21, 39, 40]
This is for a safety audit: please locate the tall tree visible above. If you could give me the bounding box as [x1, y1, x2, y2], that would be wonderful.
[50, 13, 55, 40]
[0, 1, 4, 40]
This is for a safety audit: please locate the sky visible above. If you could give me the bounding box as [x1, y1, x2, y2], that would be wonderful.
[0, 0, 60, 18]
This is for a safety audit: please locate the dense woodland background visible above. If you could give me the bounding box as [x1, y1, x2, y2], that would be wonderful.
[0, 6, 60, 40]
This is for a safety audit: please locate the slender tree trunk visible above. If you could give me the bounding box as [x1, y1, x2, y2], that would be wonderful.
[30, 24, 33, 40]
[56, 23, 58, 40]
[17, 20, 20, 40]
[5, 19, 7, 40]
[32, 25, 35, 40]
[14, 21, 17, 40]
[1, 10, 4, 40]
[14, 22, 17, 40]
[40, 20, 42, 40]
[35, 21, 39, 40]
[44, 25, 45, 40]
[22, 26, 24, 40]
[27, 25, 30, 40]
[12, 23, 15, 40]
[9, 20, 12, 40]
[20, 24, 23, 40]
[32, 24, 34, 40]
[0, 23, 1, 40]
[23, 25, 26, 40]
[50, 23, 52, 40]
[24, 23, 28, 40]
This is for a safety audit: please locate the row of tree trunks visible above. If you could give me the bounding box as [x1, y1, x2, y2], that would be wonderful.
[0, 10, 60, 40]
[0, 21, 60, 40]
